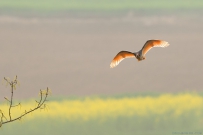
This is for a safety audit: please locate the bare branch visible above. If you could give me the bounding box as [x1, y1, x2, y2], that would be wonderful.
[8, 83, 14, 120]
[0, 76, 50, 127]
[11, 103, 21, 108]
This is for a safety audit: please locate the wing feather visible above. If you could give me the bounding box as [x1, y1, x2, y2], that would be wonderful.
[110, 51, 135, 68]
[141, 40, 169, 56]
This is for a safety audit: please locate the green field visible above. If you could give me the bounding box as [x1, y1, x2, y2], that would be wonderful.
[1, 93, 203, 135]
[0, 0, 203, 12]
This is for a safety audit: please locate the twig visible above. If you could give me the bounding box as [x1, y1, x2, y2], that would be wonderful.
[0, 76, 50, 127]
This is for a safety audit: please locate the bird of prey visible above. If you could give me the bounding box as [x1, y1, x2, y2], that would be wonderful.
[110, 40, 169, 68]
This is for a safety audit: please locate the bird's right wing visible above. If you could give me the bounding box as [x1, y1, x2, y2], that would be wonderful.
[110, 51, 135, 68]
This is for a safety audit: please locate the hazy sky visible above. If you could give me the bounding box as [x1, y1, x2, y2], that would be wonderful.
[0, 4, 203, 99]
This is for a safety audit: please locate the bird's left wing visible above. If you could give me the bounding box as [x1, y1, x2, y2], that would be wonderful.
[141, 40, 169, 56]
[110, 51, 135, 68]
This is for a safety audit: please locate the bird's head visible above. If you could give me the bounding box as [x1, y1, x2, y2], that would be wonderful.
[134, 52, 139, 58]
[134, 52, 145, 61]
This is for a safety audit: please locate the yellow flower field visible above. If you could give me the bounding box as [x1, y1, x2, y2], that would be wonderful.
[1, 93, 203, 122]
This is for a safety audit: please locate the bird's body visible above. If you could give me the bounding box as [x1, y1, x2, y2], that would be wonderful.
[110, 40, 169, 68]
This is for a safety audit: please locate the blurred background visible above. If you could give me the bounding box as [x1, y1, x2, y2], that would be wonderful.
[0, 0, 203, 135]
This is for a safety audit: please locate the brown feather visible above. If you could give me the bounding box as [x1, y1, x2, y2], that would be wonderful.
[141, 40, 169, 56]
[110, 40, 169, 68]
[110, 51, 135, 68]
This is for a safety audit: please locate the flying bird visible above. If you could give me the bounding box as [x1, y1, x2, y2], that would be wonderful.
[110, 40, 169, 68]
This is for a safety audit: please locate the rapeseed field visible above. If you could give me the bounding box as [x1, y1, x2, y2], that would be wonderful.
[1, 93, 203, 121]
[1, 93, 203, 135]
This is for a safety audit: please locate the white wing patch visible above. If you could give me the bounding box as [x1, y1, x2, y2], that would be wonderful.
[154, 41, 170, 48]
[110, 57, 125, 68]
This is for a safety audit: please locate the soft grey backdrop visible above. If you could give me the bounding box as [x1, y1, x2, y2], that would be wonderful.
[0, 12, 203, 99]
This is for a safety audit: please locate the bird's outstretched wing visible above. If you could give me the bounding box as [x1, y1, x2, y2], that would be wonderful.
[141, 40, 169, 56]
[110, 51, 135, 68]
